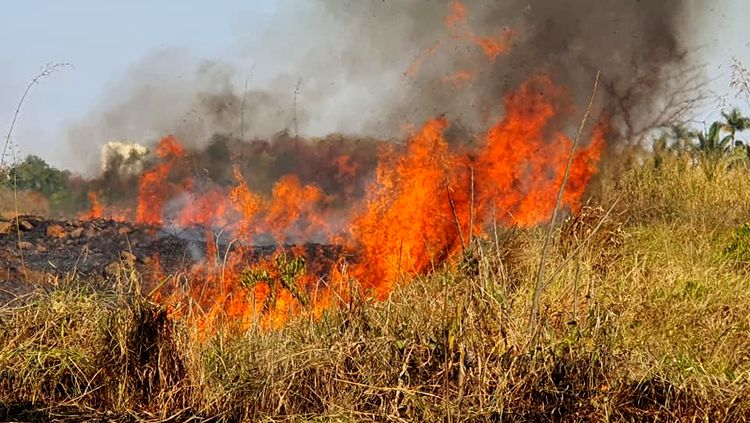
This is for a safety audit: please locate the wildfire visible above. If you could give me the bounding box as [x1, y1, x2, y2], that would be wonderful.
[406, 0, 514, 78]
[135, 135, 185, 225]
[348, 117, 467, 298]
[85, 192, 102, 219]
[82, 191, 128, 222]
[79, 1, 607, 331]
[475, 75, 605, 226]
[445, 1, 514, 61]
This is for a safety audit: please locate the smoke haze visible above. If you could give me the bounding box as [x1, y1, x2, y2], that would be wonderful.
[66, 0, 705, 174]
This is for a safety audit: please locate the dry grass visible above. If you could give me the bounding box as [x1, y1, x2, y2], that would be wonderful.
[0, 188, 50, 217]
[2, 155, 750, 421]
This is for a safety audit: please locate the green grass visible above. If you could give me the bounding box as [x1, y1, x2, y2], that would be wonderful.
[2, 154, 750, 421]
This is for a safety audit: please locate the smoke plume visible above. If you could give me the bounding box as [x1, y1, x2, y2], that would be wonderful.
[66, 0, 703, 173]
[306, 0, 702, 138]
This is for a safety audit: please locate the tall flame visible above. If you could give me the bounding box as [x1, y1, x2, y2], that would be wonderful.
[94, 73, 605, 331]
[348, 117, 468, 298]
[342, 76, 604, 298]
[136, 135, 185, 225]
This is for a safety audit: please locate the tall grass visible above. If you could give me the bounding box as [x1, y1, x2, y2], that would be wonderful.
[2, 155, 750, 421]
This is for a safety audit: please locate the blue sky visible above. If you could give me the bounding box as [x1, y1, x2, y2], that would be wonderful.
[0, 0, 280, 169]
[2, 0, 749, 171]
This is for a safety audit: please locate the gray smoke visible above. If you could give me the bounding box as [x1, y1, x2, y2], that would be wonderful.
[66, 0, 705, 173]
[306, 0, 705, 138]
[66, 49, 311, 173]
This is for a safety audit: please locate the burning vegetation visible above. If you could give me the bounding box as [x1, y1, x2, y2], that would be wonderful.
[1, 73, 606, 330]
[5, 0, 750, 421]
[4, 1, 613, 330]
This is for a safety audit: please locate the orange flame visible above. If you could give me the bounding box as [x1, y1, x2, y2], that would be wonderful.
[405, 40, 443, 77]
[135, 135, 185, 225]
[348, 117, 467, 298]
[475, 75, 604, 226]
[85, 192, 103, 219]
[177, 190, 231, 228]
[265, 176, 329, 244]
[339, 75, 605, 300]
[229, 166, 263, 239]
[472, 29, 515, 62]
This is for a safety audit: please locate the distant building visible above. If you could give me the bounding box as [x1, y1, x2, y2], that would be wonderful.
[100, 141, 148, 175]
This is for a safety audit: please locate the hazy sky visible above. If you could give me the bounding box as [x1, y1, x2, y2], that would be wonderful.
[1, 0, 749, 171]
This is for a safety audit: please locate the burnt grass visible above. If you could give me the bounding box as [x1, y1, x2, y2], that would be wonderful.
[2, 156, 750, 421]
[0, 215, 346, 302]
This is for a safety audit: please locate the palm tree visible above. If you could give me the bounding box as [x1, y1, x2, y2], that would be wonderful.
[690, 122, 736, 180]
[667, 124, 694, 153]
[722, 108, 750, 161]
[722, 108, 750, 142]
[692, 122, 734, 157]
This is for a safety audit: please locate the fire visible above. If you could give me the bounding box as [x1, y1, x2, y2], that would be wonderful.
[85, 192, 102, 219]
[472, 29, 515, 62]
[342, 78, 604, 297]
[475, 75, 605, 226]
[445, 1, 514, 62]
[229, 166, 262, 239]
[443, 70, 476, 88]
[264, 176, 330, 244]
[348, 117, 468, 298]
[81, 191, 128, 221]
[404, 40, 443, 77]
[135, 135, 185, 225]
[89, 74, 606, 330]
[177, 190, 231, 228]
[445, 1, 468, 32]
[407, 2, 513, 78]
[79, 2, 606, 331]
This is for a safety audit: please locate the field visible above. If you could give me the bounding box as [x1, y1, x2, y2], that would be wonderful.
[2, 151, 750, 422]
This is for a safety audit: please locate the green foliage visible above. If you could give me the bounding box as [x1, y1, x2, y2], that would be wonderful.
[693, 121, 734, 156]
[0, 155, 82, 213]
[0, 155, 96, 215]
[240, 253, 308, 310]
[4, 155, 69, 196]
[722, 108, 750, 140]
[724, 222, 750, 267]
[652, 108, 750, 180]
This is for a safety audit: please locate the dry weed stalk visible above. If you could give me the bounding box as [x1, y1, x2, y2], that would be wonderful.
[531, 70, 601, 331]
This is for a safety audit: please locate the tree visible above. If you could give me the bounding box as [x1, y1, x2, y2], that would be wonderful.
[722, 108, 750, 143]
[722, 108, 750, 162]
[686, 109, 750, 179]
[3, 155, 78, 213]
[692, 122, 734, 158]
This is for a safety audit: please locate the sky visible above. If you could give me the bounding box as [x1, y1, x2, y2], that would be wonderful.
[1, 0, 749, 172]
